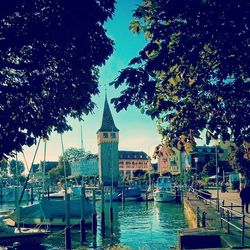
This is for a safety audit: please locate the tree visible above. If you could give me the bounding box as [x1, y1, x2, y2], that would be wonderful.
[9, 159, 25, 176]
[0, 0, 115, 159]
[111, 0, 249, 176]
[48, 147, 83, 181]
[0, 160, 8, 175]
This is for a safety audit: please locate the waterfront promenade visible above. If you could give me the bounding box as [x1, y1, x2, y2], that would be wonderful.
[209, 189, 250, 224]
[185, 188, 250, 249]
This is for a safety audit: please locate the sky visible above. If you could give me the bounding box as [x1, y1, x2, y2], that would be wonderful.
[19, 0, 163, 167]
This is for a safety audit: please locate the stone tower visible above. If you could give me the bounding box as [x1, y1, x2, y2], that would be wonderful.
[97, 96, 119, 186]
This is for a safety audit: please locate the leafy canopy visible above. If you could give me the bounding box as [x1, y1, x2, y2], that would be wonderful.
[111, 0, 249, 174]
[0, 0, 115, 159]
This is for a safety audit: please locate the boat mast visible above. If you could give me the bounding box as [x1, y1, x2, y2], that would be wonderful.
[60, 133, 68, 192]
[42, 139, 47, 197]
[19, 138, 41, 204]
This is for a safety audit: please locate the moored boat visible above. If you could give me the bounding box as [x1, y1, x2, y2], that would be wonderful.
[105, 186, 142, 201]
[7, 197, 93, 227]
[153, 176, 176, 202]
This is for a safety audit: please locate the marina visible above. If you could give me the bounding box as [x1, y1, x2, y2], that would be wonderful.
[0, 197, 187, 250]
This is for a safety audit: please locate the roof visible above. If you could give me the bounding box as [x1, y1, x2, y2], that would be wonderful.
[194, 146, 224, 154]
[118, 151, 149, 160]
[97, 96, 119, 132]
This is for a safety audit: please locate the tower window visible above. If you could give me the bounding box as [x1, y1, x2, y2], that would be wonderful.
[111, 133, 116, 138]
[103, 133, 109, 138]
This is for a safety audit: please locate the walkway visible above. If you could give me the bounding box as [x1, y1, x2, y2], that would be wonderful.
[185, 189, 250, 249]
[209, 189, 250, 224]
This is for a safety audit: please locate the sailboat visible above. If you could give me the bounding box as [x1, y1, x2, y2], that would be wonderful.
[7, 197, 93, 227]
[6, 137, 94, 227]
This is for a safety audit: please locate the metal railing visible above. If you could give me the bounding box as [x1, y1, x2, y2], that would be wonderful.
[188, 187, 247, 247]
[220, 203, 246, 246]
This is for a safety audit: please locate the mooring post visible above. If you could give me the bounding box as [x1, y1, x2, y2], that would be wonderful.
[242, 213, 245, 247]
[202, 212, 206, 228]
[15, 187, 20, 231]
[80, 182, 86, 244]
[92, 189, 97, 236]
[109, 186, 113, 223]
[227, 210, 230, 233]
[26, 189, 29, 205]
[196, 207, 200, 228]
[31, 186, 34, 204]
[101, 185, 105, 233]
[230, 202, 233, 220]
[0, 186, 2, 204]
[65, 193, 71, 250]
[47, 185, 50, 200]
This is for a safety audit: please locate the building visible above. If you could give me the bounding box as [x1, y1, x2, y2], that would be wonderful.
[119, 150, 151, 179]
[97, 96, 119, 186]
[70, 153, 98, 177]
[156, 145, 226, 177]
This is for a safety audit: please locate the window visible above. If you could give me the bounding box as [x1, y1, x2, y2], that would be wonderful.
[103, 133, 108, 138]
[111, 133, 116, 138]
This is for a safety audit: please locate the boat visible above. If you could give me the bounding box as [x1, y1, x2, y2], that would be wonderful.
[153, 176, 176, 202]
[0, 220, 48, 246]
[105, 186, 142, 201]
[7, 197, 93, 227]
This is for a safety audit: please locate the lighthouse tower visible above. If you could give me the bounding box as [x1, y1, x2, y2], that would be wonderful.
[97, 96, 119, 186]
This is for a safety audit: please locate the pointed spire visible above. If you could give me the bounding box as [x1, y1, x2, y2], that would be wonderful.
[98, 94, 119, 132]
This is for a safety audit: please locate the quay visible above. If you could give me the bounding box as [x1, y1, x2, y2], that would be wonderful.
[182, 188, 250, 249]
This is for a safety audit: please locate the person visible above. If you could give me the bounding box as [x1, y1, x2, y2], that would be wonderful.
[240, 186, 250, 213]
[221, 182, 227, 193]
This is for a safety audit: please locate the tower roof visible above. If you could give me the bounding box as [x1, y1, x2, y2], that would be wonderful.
[97, 96, 119, 132]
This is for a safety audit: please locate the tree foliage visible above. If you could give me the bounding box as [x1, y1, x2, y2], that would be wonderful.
[111, 0, 249, 175]
[0, 0, 115, 159]
[48, 147, 84, 182]
[9, 159, 25, 175]
[0, 160, 8, 175]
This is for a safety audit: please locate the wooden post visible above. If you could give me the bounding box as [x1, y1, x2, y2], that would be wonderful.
[26, 189, 29, 205]
[227, 210, 230, 233]
[230, 202, 233, 220]
[92, 189, 97, 236]
[0, 186, 2, 204]
[80, 183, 86, 244]
[101, 185, 105, 233]
[196, 207, 200, 228]
[31, 186, 34, 204]
[242, 213, 245, 246]
[15, 187, 20, 231]
[202, 212, 206, 228]
[65, 193, 71, 250]
[122, 189, 125, 204]
[47, 185, 50, 200]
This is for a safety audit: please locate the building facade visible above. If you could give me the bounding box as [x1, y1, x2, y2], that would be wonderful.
[70, 153, 98, 177]
[97, 97, 119, 186]
[119, 151, 151, 179]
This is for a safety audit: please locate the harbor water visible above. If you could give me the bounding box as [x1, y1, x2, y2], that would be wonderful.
[0, 200, 187, 250]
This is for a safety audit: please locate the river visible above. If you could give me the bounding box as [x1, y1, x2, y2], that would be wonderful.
[1, 200, 187, 250]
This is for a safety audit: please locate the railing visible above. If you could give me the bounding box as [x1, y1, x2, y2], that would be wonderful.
[188, 187, 247, 247]
[220, 203, 246, 246]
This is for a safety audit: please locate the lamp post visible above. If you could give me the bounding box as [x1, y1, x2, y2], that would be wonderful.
[214, 139, 220, 211]
[194, 157, 199, 183]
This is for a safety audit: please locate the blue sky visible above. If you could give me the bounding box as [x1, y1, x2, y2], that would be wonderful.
[20, 0, 162, 167]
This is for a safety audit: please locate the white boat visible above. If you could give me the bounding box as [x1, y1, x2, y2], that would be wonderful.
[7, 197, 93, 227]
[153, 176, 176, 202]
